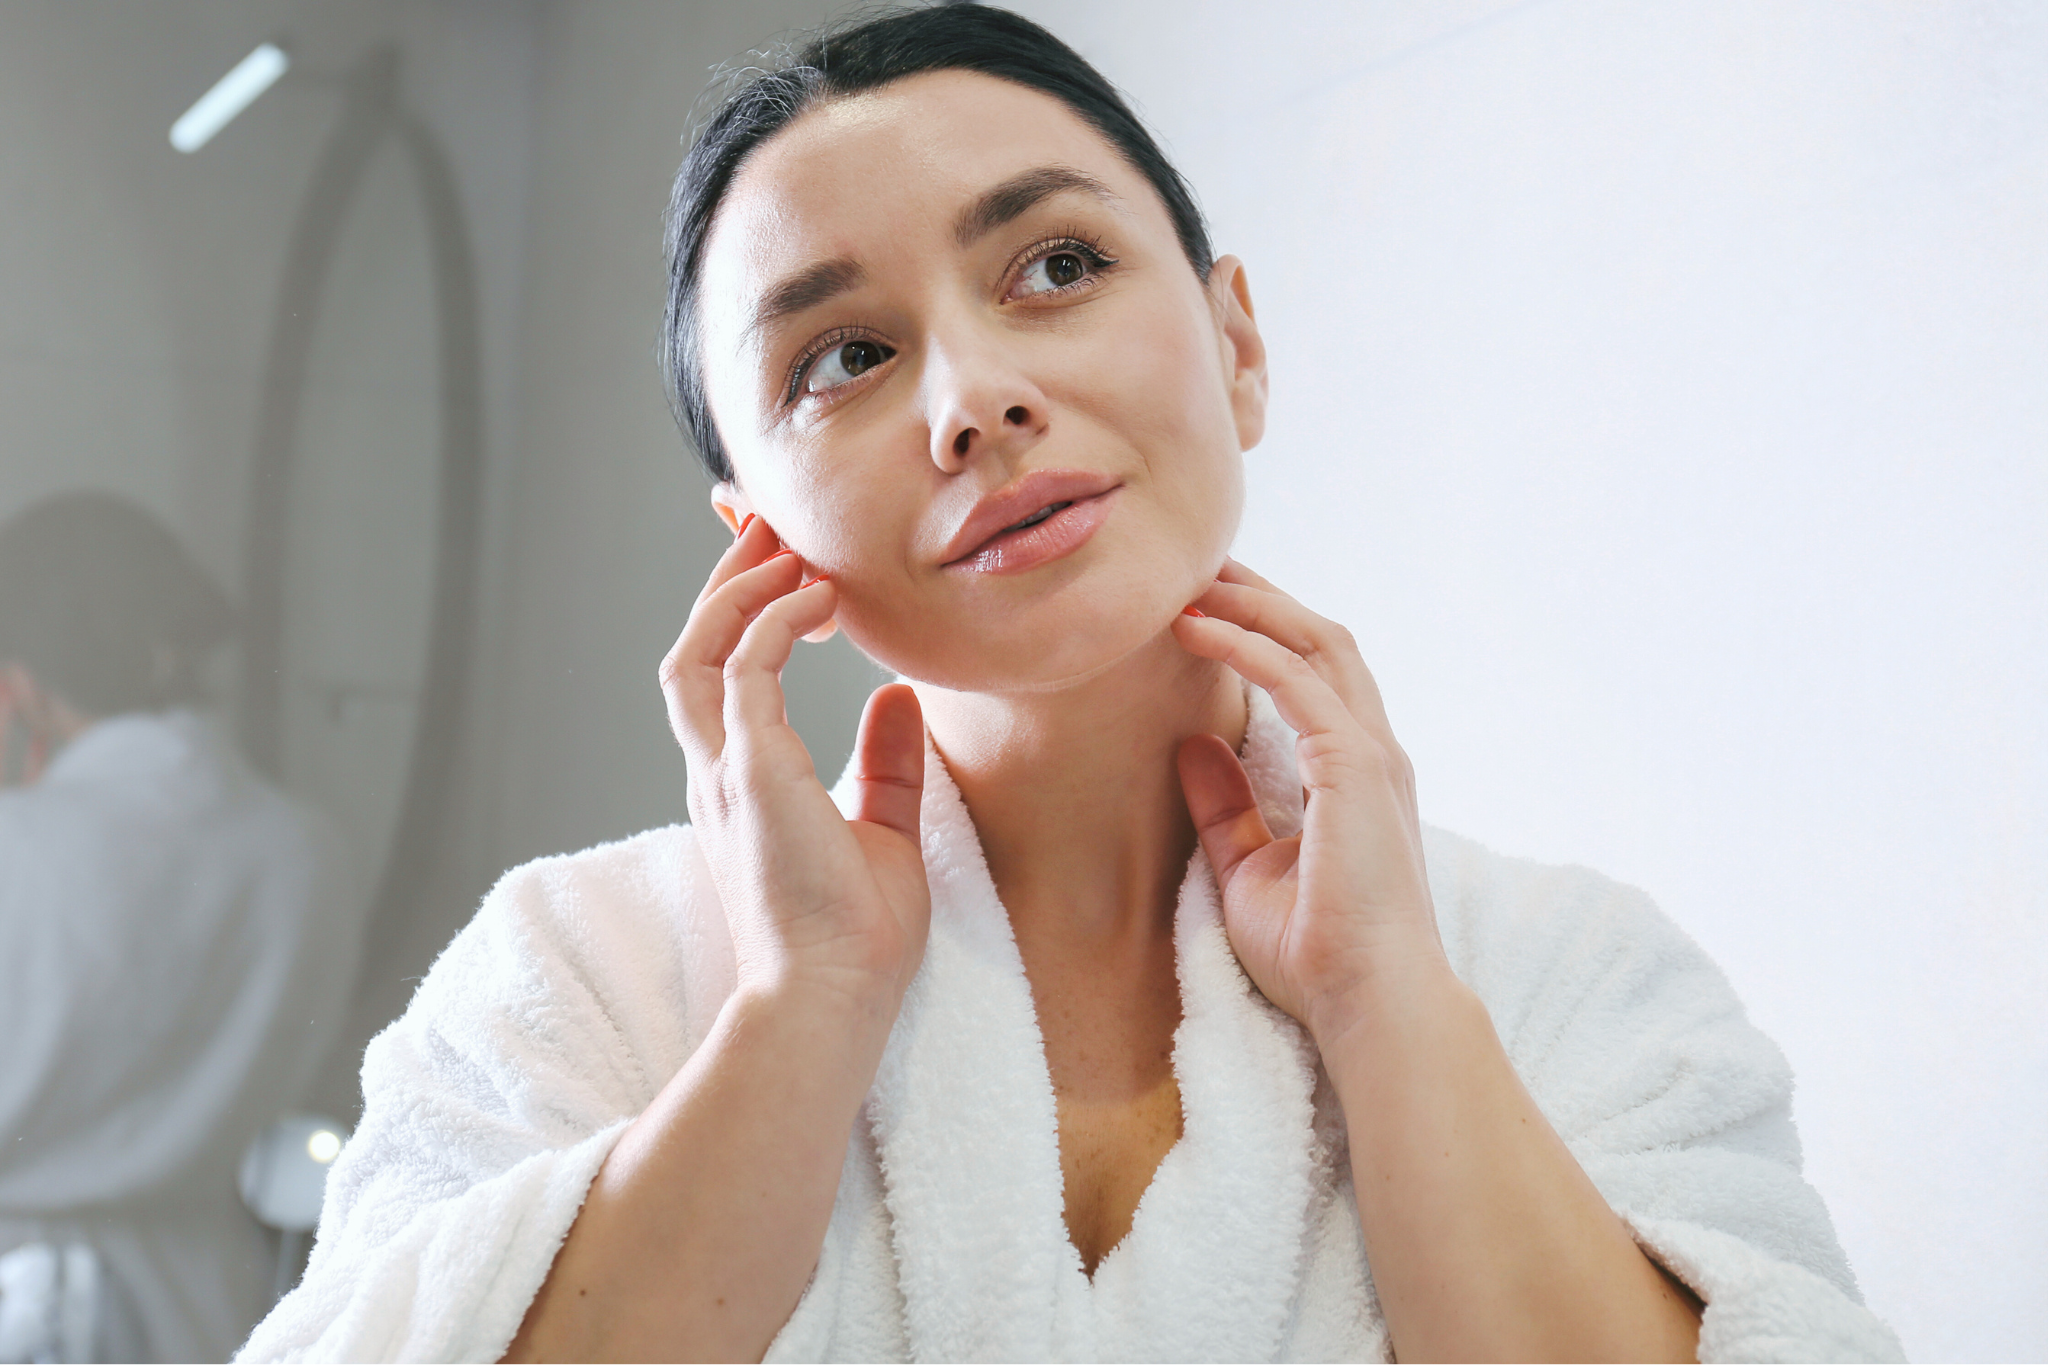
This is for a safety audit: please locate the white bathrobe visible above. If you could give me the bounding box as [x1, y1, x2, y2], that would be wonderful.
[1, 711, 358, 1363]
[240, 690, 1903, 1363]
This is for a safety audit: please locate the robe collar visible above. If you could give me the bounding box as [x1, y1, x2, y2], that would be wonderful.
[844, 685, 1324, 1361]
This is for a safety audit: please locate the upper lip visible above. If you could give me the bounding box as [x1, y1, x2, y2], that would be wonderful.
[940, 468, 1121, 566]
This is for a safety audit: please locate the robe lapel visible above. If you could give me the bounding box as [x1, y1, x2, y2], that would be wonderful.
[848, 689, 1324, 1363]
[857, 737, 1075, 1362]
[1089, 689, 1322, 1361]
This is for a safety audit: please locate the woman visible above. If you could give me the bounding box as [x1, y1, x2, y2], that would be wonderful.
[242, 7, 1900, 1362]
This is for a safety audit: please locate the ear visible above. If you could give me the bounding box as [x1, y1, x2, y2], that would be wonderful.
[709, 482, 754, 537]
[1208, 255, 1268, 453]
[707, 483, 840, 643]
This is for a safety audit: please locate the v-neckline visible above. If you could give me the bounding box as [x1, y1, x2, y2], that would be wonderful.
[835, 686, 1327, 1361]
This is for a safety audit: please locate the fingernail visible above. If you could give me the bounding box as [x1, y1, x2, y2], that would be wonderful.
[738, 512, 757, 537]
[769, 548, 798, 563]
[801, 574, 829, 590]
[1182, 605, 1206, 618]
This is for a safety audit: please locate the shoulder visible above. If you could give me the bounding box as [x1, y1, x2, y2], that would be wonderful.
[383, 823, 737, 1121]
[1426, 823, 1745, 1027]
[1422, 825, 1793, 1152]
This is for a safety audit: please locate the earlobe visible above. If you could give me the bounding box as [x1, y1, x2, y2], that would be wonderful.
[709, 483, 756, 538]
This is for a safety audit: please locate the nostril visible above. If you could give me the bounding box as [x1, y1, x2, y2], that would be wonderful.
[953, 428, 973, 457]
[1004, 405, 1028, 426]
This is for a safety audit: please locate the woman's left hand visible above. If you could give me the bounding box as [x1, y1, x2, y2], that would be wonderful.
[1172, 559, 1448, 1045]
[1177, 563, 1706, 1364]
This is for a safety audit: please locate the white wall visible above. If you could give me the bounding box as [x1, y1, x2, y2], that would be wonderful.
[1009, 1, 2047, 1358]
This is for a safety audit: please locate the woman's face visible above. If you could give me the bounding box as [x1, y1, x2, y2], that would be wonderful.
[697, 70, 1266, 693]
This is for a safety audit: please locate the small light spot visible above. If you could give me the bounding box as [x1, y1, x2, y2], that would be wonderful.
[307, 1129, 343, 1163]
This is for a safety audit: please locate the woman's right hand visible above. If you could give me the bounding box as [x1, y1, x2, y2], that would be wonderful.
[659, 514, 930, 1009]
[508, 520, 929, 1363]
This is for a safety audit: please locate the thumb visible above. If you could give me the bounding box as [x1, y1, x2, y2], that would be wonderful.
[1177, 733, 1275, 889]
[850, 683, 924, 843]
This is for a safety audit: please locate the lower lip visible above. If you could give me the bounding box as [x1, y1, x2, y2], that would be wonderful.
[947, 490, 1117, 576]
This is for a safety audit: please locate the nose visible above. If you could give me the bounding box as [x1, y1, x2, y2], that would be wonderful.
[923, 331, 1048, 473]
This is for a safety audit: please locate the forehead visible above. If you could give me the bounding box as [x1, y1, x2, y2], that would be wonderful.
[700, 70, 1154, 329]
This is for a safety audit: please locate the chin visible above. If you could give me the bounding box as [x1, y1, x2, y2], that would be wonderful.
[840, 566, 1199, 696]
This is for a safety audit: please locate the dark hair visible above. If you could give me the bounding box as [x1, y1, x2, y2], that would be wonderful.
[0, 491, 236, 717]
[661, 2, 1213, 483]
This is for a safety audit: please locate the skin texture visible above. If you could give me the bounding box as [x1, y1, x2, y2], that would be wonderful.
[506, 70, 1703, 1364]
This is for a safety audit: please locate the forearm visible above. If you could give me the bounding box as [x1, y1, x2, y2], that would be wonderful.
[1320, 963, 1702, 1363]
[504, 980, 897, 1363]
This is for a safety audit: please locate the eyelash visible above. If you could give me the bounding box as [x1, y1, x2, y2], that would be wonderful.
[1005, 230, 1120, 295]
[782, 233, 1122, 405]
[784, 324, 876, 404]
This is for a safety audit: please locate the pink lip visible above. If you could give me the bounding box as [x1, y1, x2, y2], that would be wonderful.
[941, 469, 1121, 575]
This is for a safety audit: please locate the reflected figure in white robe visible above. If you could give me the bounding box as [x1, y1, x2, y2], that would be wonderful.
[0, 493, 360, 1363]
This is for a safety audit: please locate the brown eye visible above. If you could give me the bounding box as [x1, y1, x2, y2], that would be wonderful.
[1045, 251, 1086, 287]
[804, 338, 895, 394]
[1014, 244, 1107, 298]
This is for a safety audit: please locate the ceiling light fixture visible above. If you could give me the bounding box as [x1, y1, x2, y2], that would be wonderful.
[170, 42, 289, 152]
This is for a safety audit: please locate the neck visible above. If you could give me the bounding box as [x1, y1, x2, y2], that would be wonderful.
[915, 633, 1249, 942]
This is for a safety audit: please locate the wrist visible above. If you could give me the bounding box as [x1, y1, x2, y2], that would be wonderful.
[1303, 940, 1470, 1059]
[727, 961, 908, 1043]
[733, 921, 920, 1016]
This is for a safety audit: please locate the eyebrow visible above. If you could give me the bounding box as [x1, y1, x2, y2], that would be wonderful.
[747, 256, 867, 343]
[953, 164, 1121, 248]
[744, 165, 1121, 346]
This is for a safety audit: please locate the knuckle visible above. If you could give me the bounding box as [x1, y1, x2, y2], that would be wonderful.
[1309, 731, 1396, 786]
[693, 764, 744, 825]
[1300, 622, 1356, 667]
[657, 647, 688, 692]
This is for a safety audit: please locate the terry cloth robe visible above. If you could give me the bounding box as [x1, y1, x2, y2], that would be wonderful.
[239, 688, 1903, 1363]
[1, 711, 359, 1363]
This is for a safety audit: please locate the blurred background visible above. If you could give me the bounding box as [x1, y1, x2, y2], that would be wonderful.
[0, 0, 2039, 1359]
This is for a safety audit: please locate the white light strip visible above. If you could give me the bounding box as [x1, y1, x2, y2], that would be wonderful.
[170, 42, 289, 153]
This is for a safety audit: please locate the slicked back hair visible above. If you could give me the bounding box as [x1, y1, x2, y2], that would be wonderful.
[660, 3, 1213, 483]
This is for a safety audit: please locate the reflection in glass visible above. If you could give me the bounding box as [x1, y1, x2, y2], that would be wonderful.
[0, 495, 365, 1362]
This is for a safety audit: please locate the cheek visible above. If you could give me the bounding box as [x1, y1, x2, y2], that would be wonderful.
[735, 432, 918, 608]
[1067, 294, 1245, 549]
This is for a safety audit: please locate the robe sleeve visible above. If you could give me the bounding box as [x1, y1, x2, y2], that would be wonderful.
[1428, 827, 1906, 1364]
[237, 825, 724, 1364]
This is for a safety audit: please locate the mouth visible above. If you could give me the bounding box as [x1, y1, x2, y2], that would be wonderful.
[1002, 501, 1069, 533]
[941, 469, 1121, 576]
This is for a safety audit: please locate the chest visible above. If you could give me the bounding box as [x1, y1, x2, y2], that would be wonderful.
[1022, 937, 1186, 1275]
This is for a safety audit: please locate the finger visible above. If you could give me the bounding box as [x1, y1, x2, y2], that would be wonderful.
[1191, 580, 1392, 739]
[723, 577, 840, 744]
[851, 683, 924, 842]
[1172, 612, 1365, 761]
[660, 549, 805, 755]
[691, 510, 783, 611]
[1217, 556, 1283, 594]
[1177, 733, 1275, 887]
